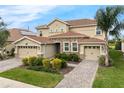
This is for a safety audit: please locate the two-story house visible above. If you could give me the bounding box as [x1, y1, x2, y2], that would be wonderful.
[13, 18, 106, 60]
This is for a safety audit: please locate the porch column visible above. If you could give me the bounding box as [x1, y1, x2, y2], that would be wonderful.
[80, 45, 84, 54]
[14, 46, 18, 54]
[100, 45, 102, 55]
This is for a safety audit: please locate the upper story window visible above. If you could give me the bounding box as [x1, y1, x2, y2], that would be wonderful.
[71, 42, 78, 52]
[60, 26, 65, 32]
[63, 42, 70, 52]
[96, 27, 102, 35]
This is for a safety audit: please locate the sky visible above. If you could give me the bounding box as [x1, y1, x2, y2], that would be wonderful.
[0, 5, 107, 33]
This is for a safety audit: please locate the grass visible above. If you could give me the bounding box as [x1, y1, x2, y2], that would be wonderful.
[93, 49, 124, 88]
[0, 68, 63, 88]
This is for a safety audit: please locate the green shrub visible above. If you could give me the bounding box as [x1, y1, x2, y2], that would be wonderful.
[51, 58, 62, 70]
[68, 54, 80, 62]
[22, 57, 29, 66]
[0, 53, 3, 60]
[115, 41, 121, 50]
[99, 55, 105, 66]
[61, 59, 67, 68]
[9, 48, 15, 57]
[34, 57, 43, 66]
[42, 58, 51, 68]
[55, 53, 68, 61]
[28, 56, 37, 66]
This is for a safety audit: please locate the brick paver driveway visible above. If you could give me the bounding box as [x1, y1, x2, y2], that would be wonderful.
[0, 58, 22, 72]
[56, 60, 98, 88]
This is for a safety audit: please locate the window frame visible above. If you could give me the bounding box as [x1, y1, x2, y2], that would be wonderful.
[96, 27, 102, 35]
[63, 42, 70, 52]
[71, 42, 78, 52]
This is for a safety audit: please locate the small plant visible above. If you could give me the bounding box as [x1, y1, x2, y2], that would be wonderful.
[28, 56, 37, 66]
[22, 57, 29, 66]
[42, 58, 51, 68]
[34, 57, 43, 66]
[61, 59, 67, 68]
[99, 55, 105, 66]
[55, 53, 68, 61]
[68, 53, 80, 62]
[51, 58, 62, 70]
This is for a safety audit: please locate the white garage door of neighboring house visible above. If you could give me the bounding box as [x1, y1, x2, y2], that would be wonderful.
[18, 46, 38, 58]
[84, 46, 100, 60]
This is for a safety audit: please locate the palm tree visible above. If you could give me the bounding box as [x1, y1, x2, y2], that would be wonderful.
[96, 6, 124, 66]
[0, 17, 9, 48]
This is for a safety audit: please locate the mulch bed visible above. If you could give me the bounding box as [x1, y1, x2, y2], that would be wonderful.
[67, 61, 81, 65]
[60, 66, 74, 75]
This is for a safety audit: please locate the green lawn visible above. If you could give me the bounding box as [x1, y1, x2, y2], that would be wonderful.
[0, 68, 63, 88]
[93, 49, 124, 88]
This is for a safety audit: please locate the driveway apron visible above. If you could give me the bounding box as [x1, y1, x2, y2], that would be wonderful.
[0, 58, 22, 72]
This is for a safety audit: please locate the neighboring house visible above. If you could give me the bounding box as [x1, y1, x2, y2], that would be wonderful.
[13, 18, 106, 60]
[5, 28, 36, 51]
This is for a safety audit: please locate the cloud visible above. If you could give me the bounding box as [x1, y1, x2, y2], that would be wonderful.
[0, 5, 57, 28]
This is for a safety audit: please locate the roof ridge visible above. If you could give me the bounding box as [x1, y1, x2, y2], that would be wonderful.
[65, 18, 96, 22]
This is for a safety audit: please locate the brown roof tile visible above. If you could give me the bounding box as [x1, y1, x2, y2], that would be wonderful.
[49, 31, 88, 38]
[7, 28, 36, 42]
[36, 18, 97, 29]
[65, 19, 96, 26]
[27, 36, 52, 44]
[79, 37, 105, 43]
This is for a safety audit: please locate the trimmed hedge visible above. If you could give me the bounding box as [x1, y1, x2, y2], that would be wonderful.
[55, 53, 80, 62]
[22, 56, 43, 66]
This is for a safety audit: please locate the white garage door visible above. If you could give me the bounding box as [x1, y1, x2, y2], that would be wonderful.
[18, 46, 38, 58]
[84, 46, 100, 60]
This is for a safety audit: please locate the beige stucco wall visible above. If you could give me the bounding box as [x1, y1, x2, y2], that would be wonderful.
[70, 26, 105, 40]
[39, 20, 69, 37]
[43, 44, 56, 58]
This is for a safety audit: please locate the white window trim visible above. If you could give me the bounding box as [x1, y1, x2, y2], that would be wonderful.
[63, 42, 70, 52]
[95, 27, 102, 35]
[71, 42, 78, 52]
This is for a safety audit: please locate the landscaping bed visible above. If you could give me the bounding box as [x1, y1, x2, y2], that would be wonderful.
[93, 49, 124, 88]
[0, 53, 80, 87]
[60, 66, 74, 75]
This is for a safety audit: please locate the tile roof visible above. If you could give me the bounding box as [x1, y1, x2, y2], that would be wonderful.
[79, 37, 105, 43]
[36, 18, 97, 29]
[36, 24, 48, 29]
[27, 36, 52, 44]
[7, 28, 36, 42]
[49, 31, 89, 38]
[65, 19, 96, 26]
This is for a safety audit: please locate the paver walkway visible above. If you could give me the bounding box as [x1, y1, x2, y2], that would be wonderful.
[56, 60, 98, 88]
[0, 77, 39, 88]
[0, 58, 22, 72]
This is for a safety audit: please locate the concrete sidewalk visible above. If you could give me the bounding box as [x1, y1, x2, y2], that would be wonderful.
[0, 77, 39, 88]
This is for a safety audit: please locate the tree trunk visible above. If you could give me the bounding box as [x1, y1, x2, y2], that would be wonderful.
[105, 32, 109, 66]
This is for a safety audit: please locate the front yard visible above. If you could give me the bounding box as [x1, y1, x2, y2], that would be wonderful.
[93, 49, 124, 88]
[0, 68, 63, 88]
